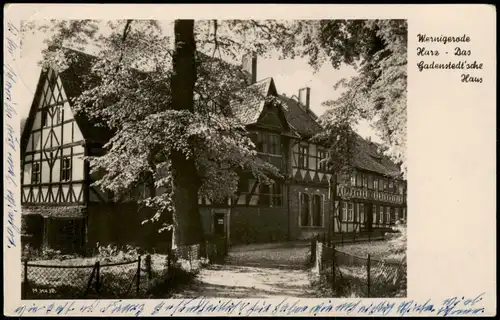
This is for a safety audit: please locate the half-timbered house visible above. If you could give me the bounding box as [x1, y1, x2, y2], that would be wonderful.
[198, 53, 407, 246]
[20, 49, 170, 253]
[21, 49, 407, 252]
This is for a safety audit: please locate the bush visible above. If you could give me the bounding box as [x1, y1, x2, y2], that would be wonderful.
[95, 243, 140, 263]
[23, 244, 64, 261]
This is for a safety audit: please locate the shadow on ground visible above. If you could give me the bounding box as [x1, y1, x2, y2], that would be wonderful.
[173, 241, 317, 299]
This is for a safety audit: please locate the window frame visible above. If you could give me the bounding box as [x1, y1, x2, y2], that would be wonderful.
[385, 206, 391, 225]
[316, 149, 328, 173]
[372, 205, 377, 225]
[61, 156, 72, 182]
[348, 202, 354, 222]
[31, 161, 41, 184]
[359, 203, 365, 223]
[299, 192, 311, 227]
[258, 181, 282, 208]
[298, 145, 309, 169]
[312, 194, 323, 227]
[341, 201, 348, 222]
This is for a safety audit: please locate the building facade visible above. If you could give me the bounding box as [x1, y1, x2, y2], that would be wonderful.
[20, 49, 407, 253]
[20, 50, 170, 253]
[198, 54, 407, 245]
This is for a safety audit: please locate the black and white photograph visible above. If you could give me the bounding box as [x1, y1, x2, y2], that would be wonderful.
[17, 18, 408, 300]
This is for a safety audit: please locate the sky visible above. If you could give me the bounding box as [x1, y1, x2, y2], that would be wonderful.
[15, 22, 382, 142]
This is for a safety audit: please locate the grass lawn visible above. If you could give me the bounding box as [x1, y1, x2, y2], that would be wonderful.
[335, 239, 405, 263]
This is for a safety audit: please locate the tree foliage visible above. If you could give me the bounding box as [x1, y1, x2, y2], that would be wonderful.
[282, 20, 408, 175]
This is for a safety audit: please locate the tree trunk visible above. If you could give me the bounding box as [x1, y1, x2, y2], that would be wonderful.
[169, 20, 204, 246]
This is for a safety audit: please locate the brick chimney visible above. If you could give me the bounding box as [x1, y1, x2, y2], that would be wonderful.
[298, 87, 311, 109]
[242, 52, 257, 85]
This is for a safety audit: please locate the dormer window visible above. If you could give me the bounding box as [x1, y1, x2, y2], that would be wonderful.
[257, 131, 281, 155]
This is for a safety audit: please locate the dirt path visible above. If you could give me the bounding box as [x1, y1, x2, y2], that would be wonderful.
[172, 242, 318, 299]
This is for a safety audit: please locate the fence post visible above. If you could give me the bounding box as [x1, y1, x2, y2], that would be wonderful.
[95, 261, 100, 298]
[367, 254, 371, 297]
[331, 242, 336, 295]
[137, 256, 141, 296]
[22, 260, 28, 299]
[167, 248, 173, 280]
[145, 254, 152, 283]
[310, 237, 316, 264]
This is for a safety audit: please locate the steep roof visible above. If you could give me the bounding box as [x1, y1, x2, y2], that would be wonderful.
[278, 94, 323, 138]
[21, 48, 113, 155]
[230, 77, 274, 125]
[351, 133, 402, 177]
[58, 49, 114, 145]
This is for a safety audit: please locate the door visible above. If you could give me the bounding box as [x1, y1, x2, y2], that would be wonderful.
[365, 204, 373, 232]
[213, 212, 226, 237]
[212, 210, 230, 256]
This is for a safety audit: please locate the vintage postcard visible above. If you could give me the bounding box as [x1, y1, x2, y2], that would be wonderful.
[3, 4, 496, 317]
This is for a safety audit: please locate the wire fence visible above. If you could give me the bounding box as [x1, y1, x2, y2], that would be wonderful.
[21, 257, 147, 300]
[311, 234, 407, 298]
[21, 237, 229, 300]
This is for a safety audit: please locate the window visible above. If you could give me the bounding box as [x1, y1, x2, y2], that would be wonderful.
[41, 110, 49, 127]
[298, 145, 308, 169]
[300, 193, 311, 226]
[341, 201, 348, 221]
[402, 208, 407, 221]
[395, 207, 400, 221]
[398, 182, 405, 195]
[312, 194, 322, 227]
[383, 179, 388, 191]
[356, 173, 363, 187]
[350, 172, 356, 186]
[386, 207, 391, 225]
[363, 175, 368, 188]
[54, 106, 62, 125]
[389, 180, 394, 193]
[359, 203, 365, 223]
[348, 202, 354, 222]
[368, 175, 373, 189]
[373, 177, 378, 190]
[379, 206, 384, 223]
[31, 161, 41, 184]
[373, 205, 377, 224]
[379, 178, 384, 191]
[257, 132, 281, 154]
[258, 182, 282, 207]
[317, 150, 328, 172]
[61, 157, 72, 181]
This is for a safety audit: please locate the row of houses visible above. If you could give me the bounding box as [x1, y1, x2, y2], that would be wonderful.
[20, 49, 407, 253]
